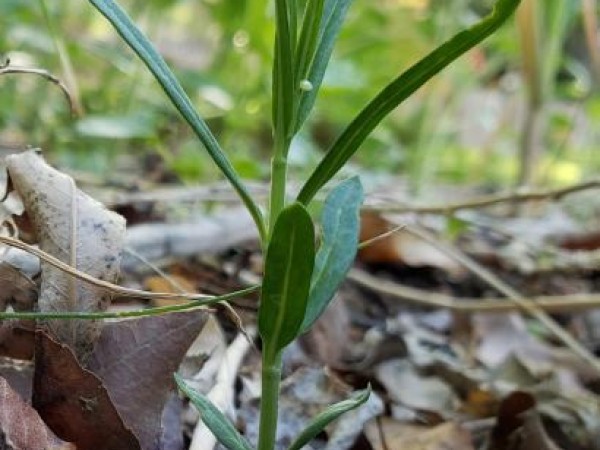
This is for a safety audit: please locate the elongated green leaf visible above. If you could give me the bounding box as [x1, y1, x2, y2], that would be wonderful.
[295, 0, 325, 81]
[300, 177, 363, 333]
[175, 374, 253, 450]
[87, 0, 266, 242]
[259, 203, 315, 360]
[297, 0, 521, 204]
[295, 0, 354, 131]
[273, 0, 298, 142]
[287, 385, 371, 450]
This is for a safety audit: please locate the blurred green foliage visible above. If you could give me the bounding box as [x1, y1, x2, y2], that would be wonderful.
[0, 0, 598, 189]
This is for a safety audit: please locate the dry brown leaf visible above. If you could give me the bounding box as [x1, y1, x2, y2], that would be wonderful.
[365, 419, 474, 450]
[32, 331, 140, 450]
[0, 376, 75, 450]
[462, 388, 499, 418]
[87, 311, 206, 450]
[358, 212, 463, 274]
[486, 391, 562, 450]
[0, 262, 37, 312]
[144, 274, 196, 307]
[0, 320, 34, 360]
[6, 150, 126, 359]
[359, 212, 403, 263]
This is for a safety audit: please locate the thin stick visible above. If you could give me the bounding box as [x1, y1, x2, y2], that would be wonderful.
[0, 63, 77, 116]
[0, 235, 254, 302]
[403, 225, 600, 374]
[348, 268, 600, 313]
[358, 225, 406, 250]
[365, 178, 600, 215]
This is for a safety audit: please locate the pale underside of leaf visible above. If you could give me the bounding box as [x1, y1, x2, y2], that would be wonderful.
[301, 177, 363, 333]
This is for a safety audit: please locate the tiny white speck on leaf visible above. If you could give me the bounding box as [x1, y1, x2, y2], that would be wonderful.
[299, 80, 313, 92]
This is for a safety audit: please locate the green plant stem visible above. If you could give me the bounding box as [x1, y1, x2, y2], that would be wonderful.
[257, 351, 283, 450]
[0, 285, 258, 320]
[268, 148, 289, 235]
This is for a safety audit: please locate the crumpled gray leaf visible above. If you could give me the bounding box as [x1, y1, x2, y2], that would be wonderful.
[5, 150, 126, 360]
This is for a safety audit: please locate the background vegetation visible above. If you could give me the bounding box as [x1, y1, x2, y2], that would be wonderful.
[0, 0, 598, 191]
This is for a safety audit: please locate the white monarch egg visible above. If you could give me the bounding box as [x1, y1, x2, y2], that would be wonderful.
[299, 80, 313, 92]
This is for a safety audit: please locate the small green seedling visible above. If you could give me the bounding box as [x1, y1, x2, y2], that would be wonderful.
[88, 0, 521, 448]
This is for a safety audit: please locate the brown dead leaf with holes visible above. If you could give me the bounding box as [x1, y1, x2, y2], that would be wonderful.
[0, 376, 75, 450]
[6, 149, 126, 360]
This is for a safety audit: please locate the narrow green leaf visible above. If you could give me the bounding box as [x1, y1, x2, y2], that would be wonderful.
[175, 374, 253, 450]
[259, 203, 315, 360]
[287, 385, 371, 450]
[297, 0, 522, 204]
[295, 0, 354, 131]
[273, 0, 298, 142]
[300, 177, 363, 333]
[87, 0, 266, 242]
[295, 0, 325, 81]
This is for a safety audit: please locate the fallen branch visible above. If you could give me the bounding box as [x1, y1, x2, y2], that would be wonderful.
[365, 178, 600, 214]
[348, 268, 600, 313]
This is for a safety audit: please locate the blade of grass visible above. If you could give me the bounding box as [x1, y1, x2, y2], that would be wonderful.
[295, 0, 354, 131]
[297, 0, 522, 204]
[87, 0, 266, 243]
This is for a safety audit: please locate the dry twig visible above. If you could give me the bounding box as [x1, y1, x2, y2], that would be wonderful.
[0, 61, 77, 116]
[349, 268, 600, 313]
[365, 178, 600, 215]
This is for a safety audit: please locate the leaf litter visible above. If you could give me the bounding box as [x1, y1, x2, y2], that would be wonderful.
[0, 151, 599, 449]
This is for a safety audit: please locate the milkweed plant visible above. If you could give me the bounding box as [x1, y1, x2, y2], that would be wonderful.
[87, 0, 522, 449]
